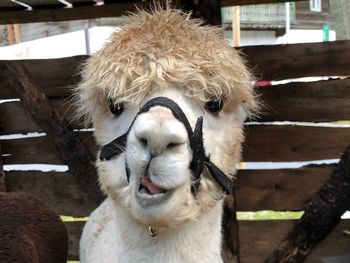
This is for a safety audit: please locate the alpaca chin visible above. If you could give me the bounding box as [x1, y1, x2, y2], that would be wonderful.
[129, 181, 200, 228]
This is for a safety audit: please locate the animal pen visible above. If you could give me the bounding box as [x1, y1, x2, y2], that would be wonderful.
[0, 0, 349, 262]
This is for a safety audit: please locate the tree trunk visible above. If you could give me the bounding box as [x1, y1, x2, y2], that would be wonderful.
[0, 62, 104, 204]
[265, 144, 350, 262]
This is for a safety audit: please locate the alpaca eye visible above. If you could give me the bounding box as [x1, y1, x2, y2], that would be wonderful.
[205, 96, 223, 114]
[109, 100, 124, 116]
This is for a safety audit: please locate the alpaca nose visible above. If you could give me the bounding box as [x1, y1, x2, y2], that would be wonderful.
[133, 108, 188, 156]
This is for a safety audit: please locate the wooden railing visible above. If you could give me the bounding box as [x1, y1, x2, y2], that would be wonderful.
[1, 40, 350, 262]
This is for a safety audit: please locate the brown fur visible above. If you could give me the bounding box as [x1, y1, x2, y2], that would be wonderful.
[0, 192, 68, 263]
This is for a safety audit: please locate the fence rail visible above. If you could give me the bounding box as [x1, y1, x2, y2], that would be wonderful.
[1, 40, 350, 262]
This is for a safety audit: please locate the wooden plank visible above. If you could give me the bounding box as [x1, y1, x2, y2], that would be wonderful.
[66, 221, 85, 261]
[2, 41, 350, 98]
[239, 220, 350, 263]
[6, 25, 15, 45]
[0, 99, 84, 135]
[3, 165, 335, 212]
[0, 57, 86, 99]
[236, 166, 333, 211]
[239, 220, 293, 263]
[305, 220, 350, 263]
[241, 40, 350, 80]
[2, 125, 350, 164]
[2, 78, 350, 134]
[1, 132, 97, 165]
[6, 171, 97, 217]
[65, 219, 350, 262]
[1, 78, 350, 134]
[257, 78, 350, 122]
[243, 125, 350, 162]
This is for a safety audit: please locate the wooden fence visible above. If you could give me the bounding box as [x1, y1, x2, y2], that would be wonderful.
[1, 40, 350, 262]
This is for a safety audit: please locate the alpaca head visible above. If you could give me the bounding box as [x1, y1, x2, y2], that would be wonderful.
[76, 8, 257, 228]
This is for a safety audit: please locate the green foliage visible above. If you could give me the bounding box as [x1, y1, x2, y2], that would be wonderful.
[60, 215, 88, 222]
[237, 211, 304, 220]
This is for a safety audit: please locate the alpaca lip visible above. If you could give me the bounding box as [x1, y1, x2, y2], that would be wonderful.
[139, 176, 167, 195]
[136, 175, 173, 206]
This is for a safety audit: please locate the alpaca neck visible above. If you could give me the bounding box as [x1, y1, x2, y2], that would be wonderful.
[112, 200, 224, 263]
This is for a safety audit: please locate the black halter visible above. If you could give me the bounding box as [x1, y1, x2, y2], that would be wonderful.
[99, 97, 234, 197]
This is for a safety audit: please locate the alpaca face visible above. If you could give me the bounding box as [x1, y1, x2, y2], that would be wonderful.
[93, 86, 246, 227]
[77, 9, 257, 229]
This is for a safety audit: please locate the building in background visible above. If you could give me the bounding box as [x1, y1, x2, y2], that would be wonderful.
[0, 0, 342, 59]
[222, 0, 335, 46]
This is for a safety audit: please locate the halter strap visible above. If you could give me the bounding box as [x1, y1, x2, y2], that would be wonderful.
[99, 97, 234, 196]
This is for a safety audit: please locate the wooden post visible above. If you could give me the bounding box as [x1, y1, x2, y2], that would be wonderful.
[13, 24, 21, 44]
[265, 144, 350, 262]
[0, 145, 6, 192]
[0, 62, 105, 205]
[6, 25, 15, 45]
[232, 6, 240, 47]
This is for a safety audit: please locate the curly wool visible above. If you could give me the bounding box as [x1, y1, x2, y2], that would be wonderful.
[76, 8, 257, 121]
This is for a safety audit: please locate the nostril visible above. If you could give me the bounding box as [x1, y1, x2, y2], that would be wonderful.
[139, 137, 148, 147]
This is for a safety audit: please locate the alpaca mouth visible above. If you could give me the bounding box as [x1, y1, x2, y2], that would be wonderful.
[138, 175, 167, 196]
[135, 175, 173, 206]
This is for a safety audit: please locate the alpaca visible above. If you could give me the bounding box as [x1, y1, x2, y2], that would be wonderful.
[0, 192, 68, 263]
[76, 8, 257, 263]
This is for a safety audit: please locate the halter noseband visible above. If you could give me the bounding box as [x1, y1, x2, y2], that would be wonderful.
[99, 97, 234, 196]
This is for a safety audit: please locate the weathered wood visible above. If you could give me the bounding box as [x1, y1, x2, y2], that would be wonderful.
[66, 221, 85, 261]
[65, 219, 350, 262]
[305, 220, 350, 263]
[5, 171, 97, 217]
[243, 125, 350, 162]
[2, 41, 350, 99]
[0, 63, 104, 204]
[241, 40, 350, 80]
[3, 166, 335, 213]
[257, 78, 350, 122]
[1, 133, 96, 165]
[236, 166, 333, 211]
[0, 57, 86, 99]
[2, 125, 350, 164]
[2, 79, 350, 133]
[0, 100, 85, 135]
[0, 145, 5, 192]
[241, 220, 350, 263]
[265, 144, 350, 263]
